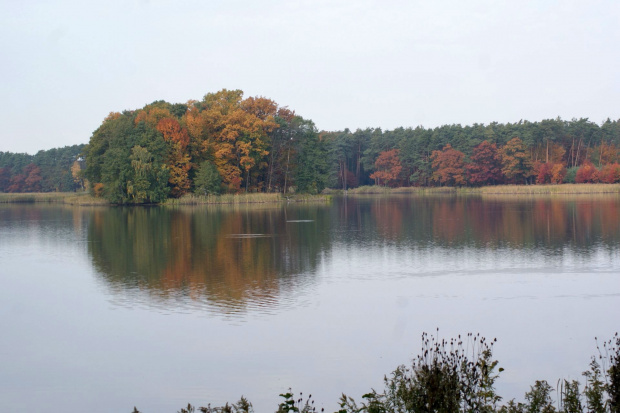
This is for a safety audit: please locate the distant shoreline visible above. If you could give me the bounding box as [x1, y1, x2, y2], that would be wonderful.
[0, 192, 331, 206]
[2, 184, 619, 205]
[336, 183, 620, 195]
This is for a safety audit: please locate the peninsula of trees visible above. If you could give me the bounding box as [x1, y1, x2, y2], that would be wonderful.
[2, 89, 620, 202]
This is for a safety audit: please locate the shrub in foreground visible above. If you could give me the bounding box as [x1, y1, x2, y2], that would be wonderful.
[132, 332, 620, 413]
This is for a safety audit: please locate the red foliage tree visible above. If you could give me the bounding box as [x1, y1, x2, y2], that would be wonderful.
[8, 174, 25, 193]
[599, 163, 620, 183]
[23, 163, 42, 192]
[370, 149, 402, 187]
[533, 161, 553, 184]
[466, 140, 502, 186]
[431, 144, 466, 186]
[575, 162, 599, 183]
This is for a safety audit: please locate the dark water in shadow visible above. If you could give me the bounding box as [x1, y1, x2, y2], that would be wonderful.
[1, 195, 619, 412]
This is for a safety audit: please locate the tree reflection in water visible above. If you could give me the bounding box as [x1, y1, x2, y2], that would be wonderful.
[87, 195, 620, 314]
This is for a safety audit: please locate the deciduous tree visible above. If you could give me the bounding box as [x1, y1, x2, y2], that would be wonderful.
[550, 163, 567, 184]
[370, 149, 403, 187]
[500, 137, 533, 184]
[431, 144, 466, 186]
[575, 162, 599, 183]
[599, 163, 620, 183]
[467, 140, 502, 186]
[157, 118, 191, 197]
[23, 163, 42, 192]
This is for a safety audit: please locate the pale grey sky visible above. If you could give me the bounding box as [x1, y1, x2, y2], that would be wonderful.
[1, 0, 619, 154]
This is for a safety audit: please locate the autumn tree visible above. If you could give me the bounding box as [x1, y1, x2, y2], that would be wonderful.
[599, 163, 620, 183]
[550, 163, 567, 184]
[370, 149, 403, 187]
[8, 173, 25, 193]
[533, 161, 553, 184]
[200, 90, 278, 192]
[71, 160, 85, 191]
[466, 140, 502, 186]
[134, 106, 172, 128]
[23, 163, 43, 192]
[430, 144, 466, 186]
[156, 117, 191, 197]
[500, 137, 533, 184]
[575, 162, 599, 183]
[588, 142, 619, 167]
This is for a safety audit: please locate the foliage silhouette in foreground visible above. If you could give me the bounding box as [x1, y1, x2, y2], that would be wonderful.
[132, 332, 620, 413]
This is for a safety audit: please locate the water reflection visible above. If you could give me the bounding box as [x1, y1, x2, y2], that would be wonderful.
[333, 194, 620, 251]
[87, 204, 332, 315]
[84, 195, 620, 314]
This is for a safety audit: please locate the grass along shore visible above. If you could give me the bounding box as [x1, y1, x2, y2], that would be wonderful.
[2, 184, 617, 206]
[0, 192, 330, 206]
[343, 183, 620, 195]
[0, 192, 109, 205]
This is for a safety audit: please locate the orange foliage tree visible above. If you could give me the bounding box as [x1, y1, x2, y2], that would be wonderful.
[500, 137, 533, 184]
[599, 163, 620, 183]
[430, 144, 466, 186]
[370, 149, 402, 187]
[575, 162, 599, 183]
[200, 90, 278, 192]
[157, 118, 191, 197]
[550, 163, 567, 184]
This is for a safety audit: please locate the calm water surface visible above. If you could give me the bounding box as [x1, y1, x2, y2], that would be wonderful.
[1, 195, 619, 412]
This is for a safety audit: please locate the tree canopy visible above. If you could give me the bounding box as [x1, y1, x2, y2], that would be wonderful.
[4, 91, 620, 199]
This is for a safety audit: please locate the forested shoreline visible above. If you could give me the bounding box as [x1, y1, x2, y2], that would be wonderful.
[0, 144, 85, 193]
[2, 89, 620, 203]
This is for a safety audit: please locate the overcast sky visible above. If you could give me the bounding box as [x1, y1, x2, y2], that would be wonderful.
[1, 0, 619, 154]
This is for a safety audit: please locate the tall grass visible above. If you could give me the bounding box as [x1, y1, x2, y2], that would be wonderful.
[341, 184, 620, 196]
[462, 183, 620, 195]
[0, 192, 109, 205]
[344, 186, 457, 195]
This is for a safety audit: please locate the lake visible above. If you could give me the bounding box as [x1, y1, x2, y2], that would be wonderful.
[0, 194, 619, 412]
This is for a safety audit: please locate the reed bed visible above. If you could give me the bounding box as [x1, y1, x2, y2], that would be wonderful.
[0, 192, 109, 205]
[341, 184, 620, 196]
[462, 183, 620, 194]
[340, 185, 457, 195]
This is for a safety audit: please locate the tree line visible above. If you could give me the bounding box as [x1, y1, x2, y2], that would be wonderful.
[0, 144, 85, 193]
[2, 90, 620, 200]
[83, 90, 620, 203]
[322, 117, 620, 189]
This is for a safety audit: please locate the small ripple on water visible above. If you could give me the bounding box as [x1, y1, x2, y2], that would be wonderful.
[225, 234, 275, 238]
